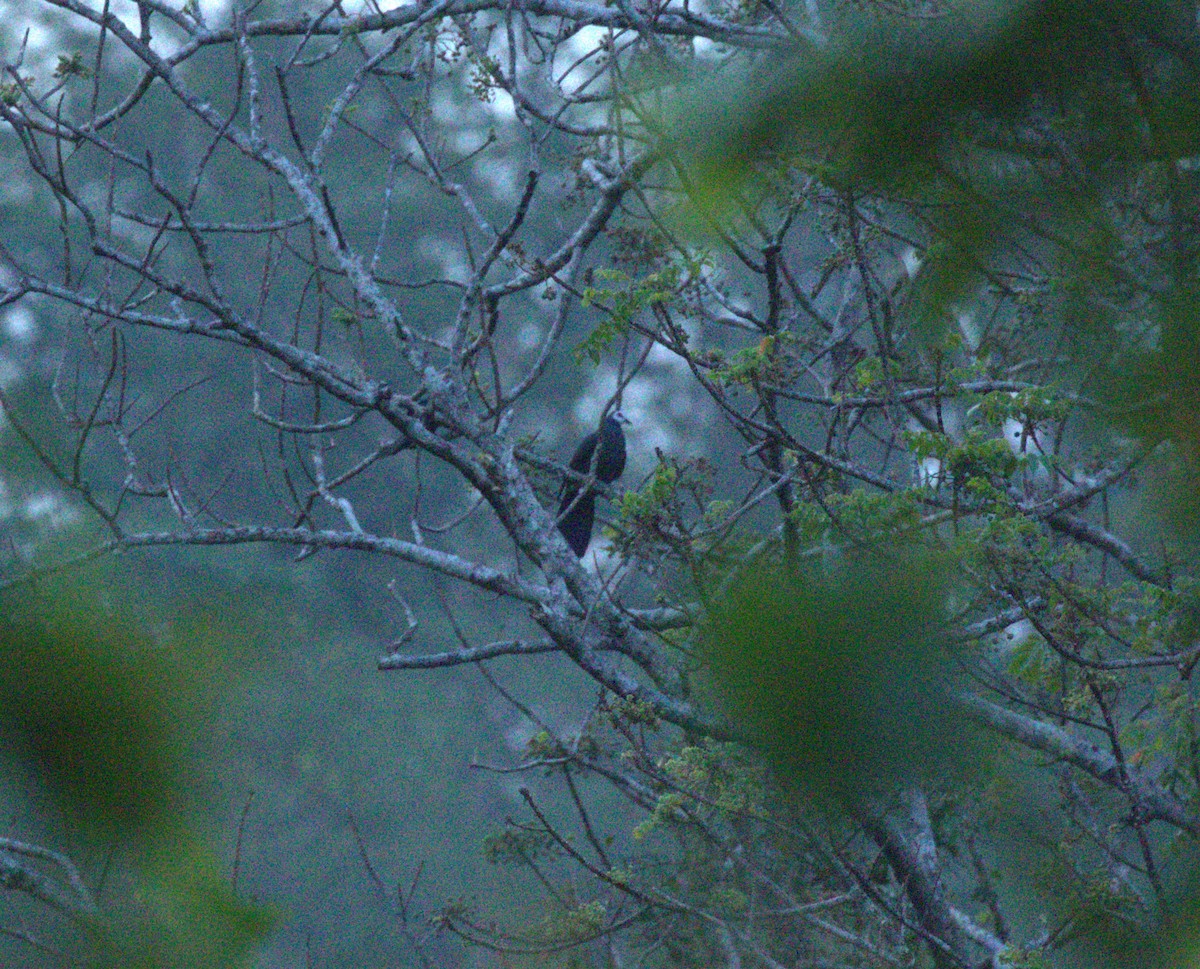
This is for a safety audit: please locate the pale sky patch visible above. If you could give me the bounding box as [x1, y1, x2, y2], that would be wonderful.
[3, 306, 35, 343]
[22, 492, 79, 528]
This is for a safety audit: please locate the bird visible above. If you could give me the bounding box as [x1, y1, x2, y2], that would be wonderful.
[557, 412, 629, 557]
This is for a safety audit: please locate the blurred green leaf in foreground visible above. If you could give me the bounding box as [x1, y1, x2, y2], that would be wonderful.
[703, 552, 977, 800]
[673, 0, 1200, 533]
[0, 579, 276, 967]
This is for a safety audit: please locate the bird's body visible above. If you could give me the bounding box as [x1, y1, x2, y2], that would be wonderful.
[557, 414, 628, 556]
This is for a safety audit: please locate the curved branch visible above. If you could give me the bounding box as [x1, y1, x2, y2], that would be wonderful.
[1045, 512, 1166, 586]
[114, 525, 557, 610]
[380, 638, 561, 670]
[959, 694, 1200, 837]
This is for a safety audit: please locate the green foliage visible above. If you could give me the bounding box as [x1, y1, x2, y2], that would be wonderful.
[976, 388, 1072, 429]
[14, 0, 1200, 964]
[631, 791, 685, 841]
[680, 2, 1187, 191]
[673, 1, 1200, 507]
[484, 828, 560, 866]
[0, 596, 185, 836]
[905, 425, 1020, 492]
[617, 462, 681, 545]
[0, 580, 276, 967]
[787, 488, 924, 548]
[703, 552, 980, 800]
[707, 332, 805, 388]
[1096, 286, 1200, 534]
[577, 265, 685, 363]
[467, 52, 501, 103]
[851, 355, 883, 390]
[904, 213, 998, 342]
[53, 52, 90, 80]
[604, 695, 661, 729]
[615, 456, 721, 562]
[534, 900, 607, 946]
[660, 742, 765, 817]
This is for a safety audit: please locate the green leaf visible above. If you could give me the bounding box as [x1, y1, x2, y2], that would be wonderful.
[703, 552, 980, 801]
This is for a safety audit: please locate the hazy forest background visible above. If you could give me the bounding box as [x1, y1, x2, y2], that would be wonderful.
[4, 0, 1200, 967]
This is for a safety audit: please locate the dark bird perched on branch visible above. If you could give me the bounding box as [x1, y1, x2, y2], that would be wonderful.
[557, 413, 629, 557]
